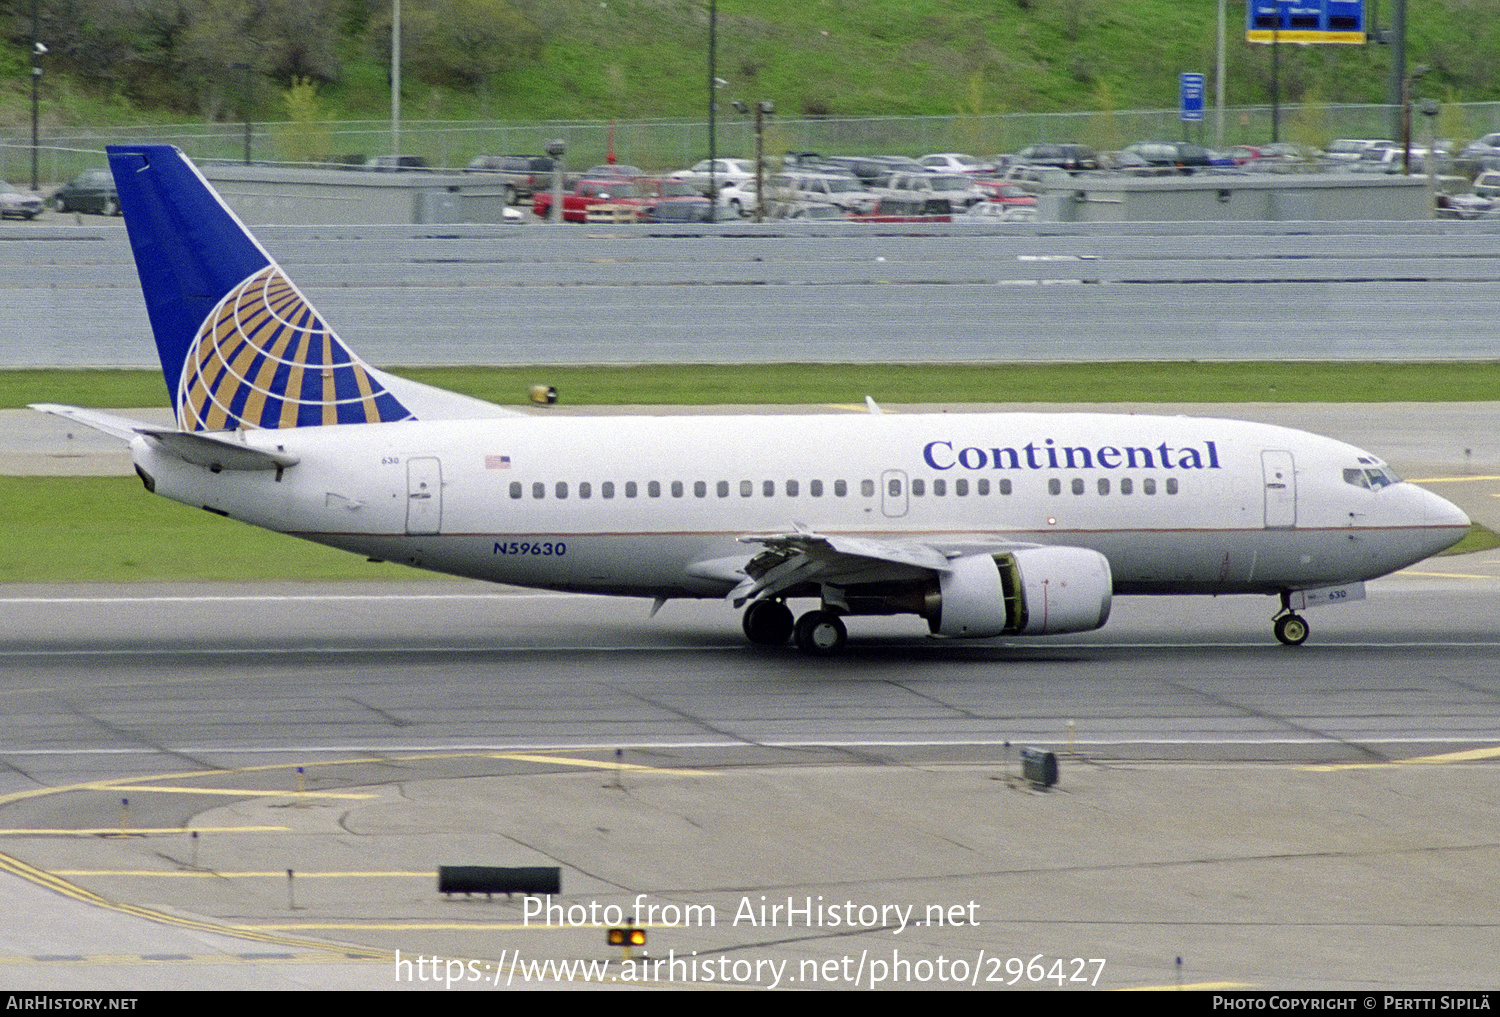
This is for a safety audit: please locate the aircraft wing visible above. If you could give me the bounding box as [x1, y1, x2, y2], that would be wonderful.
[728, 527, 1006, 606]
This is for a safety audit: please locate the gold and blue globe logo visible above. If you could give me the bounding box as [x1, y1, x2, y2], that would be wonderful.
[178, 266, 412, 431]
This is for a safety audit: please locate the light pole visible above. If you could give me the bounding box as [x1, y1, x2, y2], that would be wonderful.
[733, 99, 774, 222]
[1402, 64, 1430, 175]
[391, 0, 402, 158]
[31, 0, 44, 192]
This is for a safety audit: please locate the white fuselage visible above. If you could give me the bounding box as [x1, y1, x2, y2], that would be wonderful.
[129, 411, 1470, 604]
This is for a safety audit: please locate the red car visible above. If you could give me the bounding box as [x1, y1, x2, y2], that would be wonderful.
[532, 177, 650, 223]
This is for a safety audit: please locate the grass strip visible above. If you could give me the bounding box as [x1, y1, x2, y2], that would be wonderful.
[5, 361, 1500, 410]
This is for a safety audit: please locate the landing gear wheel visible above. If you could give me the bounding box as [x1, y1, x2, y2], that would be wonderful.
[1274, 613, 1309, 646]
[793, 610, 847, 656]
[742, 599, 794, 646]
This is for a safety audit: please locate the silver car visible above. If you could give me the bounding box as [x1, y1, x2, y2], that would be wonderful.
[0, 180, 42, 220]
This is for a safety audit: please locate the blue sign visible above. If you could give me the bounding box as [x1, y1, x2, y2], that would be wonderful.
[1247, 0, 1365, 44]
[1180, 73, 1205, 122]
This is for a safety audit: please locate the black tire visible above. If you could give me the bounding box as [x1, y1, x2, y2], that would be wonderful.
[742, 600, 794, 646]
[104, 197, 119, 217]
[793, 610, 847, 656]
[54, 197, 67, 213]
[503, 184, 517, 206]
[1274, 613, 1309, 646]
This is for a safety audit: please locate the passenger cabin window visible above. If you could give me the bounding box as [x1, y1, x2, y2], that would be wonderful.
[625, 481, 638, 498]
[602, 481, 615, 499]
[811, 480, 824, 497]
[510, 481, 522, 499]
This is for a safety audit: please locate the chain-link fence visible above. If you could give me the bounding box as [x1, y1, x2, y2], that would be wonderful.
[6, 103, 1500, 189]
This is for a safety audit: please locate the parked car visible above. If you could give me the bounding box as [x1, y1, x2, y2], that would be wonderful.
[581, 164, 646, 178]
[1321, 139, 1395, 163]
[1471, 170, 1500, 200]
[1123, 141, 1215, 172]
[464, 154, 556, 204]
[0, 180, 42, 219]
[973, 180, 1039, 209]
[532, 177, 649, 222]
[50, 168, 119, 215]
[821, 155, 925, 186]
[773, 171, 880, 214]
[879, 171, 986, 213]
[1459, 133, 1500, 171]
[853, 196, 951, 222]
[957, 200, 1037, 223]
[363, 154, 432, 172]
[669, 158, 756, 195]
[717, 178, 761, 218]
[641, 178, 714, 222]
[919, 152, 987, 174]
[1012, 143, 1100, 172]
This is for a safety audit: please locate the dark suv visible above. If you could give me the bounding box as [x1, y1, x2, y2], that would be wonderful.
[50, 168, 120, 215]
[1014, 143, 1100, 172]
[465, 154, 557, 204]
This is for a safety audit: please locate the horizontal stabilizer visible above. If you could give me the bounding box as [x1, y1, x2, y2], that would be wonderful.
[138, 430, 301, 472]
[29, 403, 155, 442]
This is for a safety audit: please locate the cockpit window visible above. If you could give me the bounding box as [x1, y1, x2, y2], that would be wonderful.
[1345, 466, 1401, 489]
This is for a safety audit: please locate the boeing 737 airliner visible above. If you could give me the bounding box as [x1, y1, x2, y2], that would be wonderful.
[34, 145, 1471, 654]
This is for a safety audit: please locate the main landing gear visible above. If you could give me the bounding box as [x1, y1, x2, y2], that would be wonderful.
[1273, 591, 1310, 646]
[741, 600, 848, 655]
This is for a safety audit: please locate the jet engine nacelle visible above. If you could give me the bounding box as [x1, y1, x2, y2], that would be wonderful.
[931, 547, 1113, 637]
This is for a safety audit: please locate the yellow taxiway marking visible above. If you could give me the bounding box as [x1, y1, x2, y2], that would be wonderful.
[0, 826, 288, 836]
[1304, 745, 1500, 771]
[0, 851, 386, 957]
[496, 752, 712, 775]
[91, 785, 376, 799]
[0, 751, 707, 810]
[55, 870, 430, 878]
[1407, 475, 1500, 483]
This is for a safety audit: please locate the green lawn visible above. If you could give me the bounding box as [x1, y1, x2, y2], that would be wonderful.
[8, 361, 1500, 411]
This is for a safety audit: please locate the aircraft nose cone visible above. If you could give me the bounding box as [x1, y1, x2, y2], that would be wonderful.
[1415, 485, 1470, 555]
[1423, 486, 1470, 529]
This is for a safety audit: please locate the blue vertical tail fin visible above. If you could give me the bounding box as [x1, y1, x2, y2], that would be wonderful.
[107, 145, 417, 431]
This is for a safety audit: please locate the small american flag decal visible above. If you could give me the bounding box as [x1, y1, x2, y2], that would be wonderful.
[485, 455, 512, 469]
